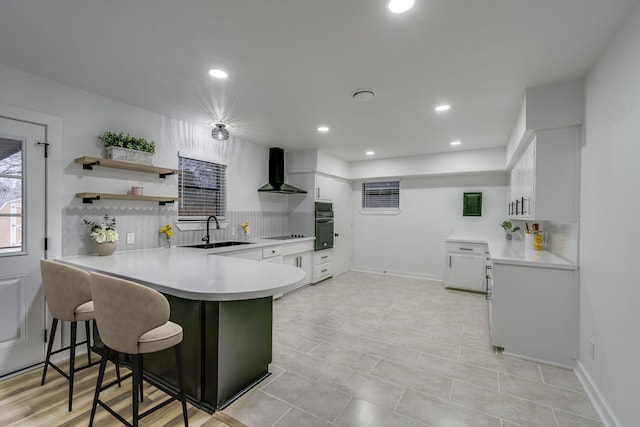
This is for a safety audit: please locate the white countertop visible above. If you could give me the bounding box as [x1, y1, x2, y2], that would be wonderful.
[58, 245, 307, 301]
[446, 236, 577, 270]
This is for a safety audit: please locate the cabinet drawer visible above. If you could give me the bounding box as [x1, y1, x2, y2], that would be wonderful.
[218, 249, 261, 261]
[445, 242, 487, 254]
[315, 250, 332, 265]
[315, 263, 333, 282]
[262, 246, 283, 258]
[280, 241, 314, 257]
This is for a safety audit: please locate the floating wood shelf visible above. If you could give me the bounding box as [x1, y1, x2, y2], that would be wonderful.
[74, 156, 181, 178]
[76, 193, 180, 206]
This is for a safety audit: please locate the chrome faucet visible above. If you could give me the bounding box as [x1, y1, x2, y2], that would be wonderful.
[202, 215, 220, 245]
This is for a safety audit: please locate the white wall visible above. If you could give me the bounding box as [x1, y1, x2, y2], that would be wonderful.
[0, 63, 288, 255]
[350, 147, 506, 180]
[579, 3, 640, 426]
[352, 173, 508, 279]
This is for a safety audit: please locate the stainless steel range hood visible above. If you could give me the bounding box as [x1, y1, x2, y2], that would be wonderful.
[258, 147, 307, 194]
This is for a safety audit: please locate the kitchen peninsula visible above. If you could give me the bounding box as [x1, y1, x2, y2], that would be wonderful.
[59, 246, 306, 412]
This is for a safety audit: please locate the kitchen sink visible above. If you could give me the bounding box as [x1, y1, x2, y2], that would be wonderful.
[181, 241, 254, 249]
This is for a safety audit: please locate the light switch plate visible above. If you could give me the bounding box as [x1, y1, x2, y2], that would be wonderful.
[126, 232, 135, 245]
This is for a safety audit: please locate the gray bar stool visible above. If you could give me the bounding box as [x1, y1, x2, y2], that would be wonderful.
[89, 272, 188, 427]
[40, 259, 120, 412]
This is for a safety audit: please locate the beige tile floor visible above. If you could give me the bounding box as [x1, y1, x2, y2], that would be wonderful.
[224, 271, 601, 427]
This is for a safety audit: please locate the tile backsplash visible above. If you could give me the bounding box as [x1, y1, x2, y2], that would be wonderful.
[64, 205, 313, 256]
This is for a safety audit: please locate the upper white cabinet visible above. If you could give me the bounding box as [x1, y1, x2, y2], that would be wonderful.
[315, 174, 334, 201]
[509, 126, 580, 222]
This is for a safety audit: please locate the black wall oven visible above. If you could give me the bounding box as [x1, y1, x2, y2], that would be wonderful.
[314, 202, 334, 251]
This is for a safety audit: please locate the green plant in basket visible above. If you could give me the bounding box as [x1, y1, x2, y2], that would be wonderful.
[100, 131, 156, 154]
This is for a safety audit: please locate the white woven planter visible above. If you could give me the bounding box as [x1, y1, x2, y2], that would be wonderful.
[106, 146, 153, 165]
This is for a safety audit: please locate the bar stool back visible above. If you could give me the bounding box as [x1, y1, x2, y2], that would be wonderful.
[40, 259, 97, 411]
[89, 272, 188, 427]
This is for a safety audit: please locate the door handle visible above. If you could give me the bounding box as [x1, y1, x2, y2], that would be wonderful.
[449, 255, 452, 268]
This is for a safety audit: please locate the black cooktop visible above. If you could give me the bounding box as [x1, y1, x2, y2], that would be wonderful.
[263, 235, 305, 240]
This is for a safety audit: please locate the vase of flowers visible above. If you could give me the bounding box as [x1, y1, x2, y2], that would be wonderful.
[84, 214, 118, 255]
[159, 224, 173, 248]
[500, 220, 520, 240]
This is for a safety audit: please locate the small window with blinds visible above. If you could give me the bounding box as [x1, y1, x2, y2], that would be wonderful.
[178, 156, 227, 220]
[362, 180, 400, 210]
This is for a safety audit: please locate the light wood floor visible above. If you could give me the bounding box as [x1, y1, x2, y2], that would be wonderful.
[0, 355, 246, 427]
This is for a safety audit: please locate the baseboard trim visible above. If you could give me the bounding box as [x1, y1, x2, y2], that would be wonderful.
[350, 266, 443, 282]
[574, 360, 621, 427]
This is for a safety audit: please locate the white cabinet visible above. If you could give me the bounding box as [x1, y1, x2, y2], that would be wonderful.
[218, 240, 314, 288]
[315, 174, 334, 201]
[491, 263, 578, 367]
[508, 126, 580, 221]
[283, 252, 313, 286]
[444, 242, 487, 292]
[314, 249, 333, 283]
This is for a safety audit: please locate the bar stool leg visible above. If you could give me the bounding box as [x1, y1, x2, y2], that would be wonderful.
[89, 348, 109, 427]
[68, 321, 77, 412]
[131, 354, 142, 427]
[139, 356, 144, 402]
[41, 318, 58, 386]
[85, 320, 92, 365]
[175, 342, 189, 427]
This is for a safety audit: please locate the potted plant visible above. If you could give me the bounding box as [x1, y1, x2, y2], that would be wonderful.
[84, 214, 118, 255]
[99, 131, 156, 165]
[500, 220, 520, 240]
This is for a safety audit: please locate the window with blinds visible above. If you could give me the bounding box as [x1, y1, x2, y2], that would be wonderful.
[362, 180, 400, 209]
[178, 156, 227, 220]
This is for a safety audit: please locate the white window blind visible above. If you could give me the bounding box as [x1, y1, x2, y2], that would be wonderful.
[362, 181, 400, 209]
[178, 156, 227, 220]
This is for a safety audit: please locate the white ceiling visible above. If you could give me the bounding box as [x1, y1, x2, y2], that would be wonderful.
[0, 0, 637, 161]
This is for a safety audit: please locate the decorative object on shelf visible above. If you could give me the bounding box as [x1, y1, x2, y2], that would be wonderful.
[84, 213, 118, 255]
[241, 221, 250, 239]
[131, 186, 143, 196]
[463, 192, 482, 216]
[159, 224, 173, 248]
[211, 123, 230, 141]
[500, 220, 520, 240]
[100, 131, 156, 165]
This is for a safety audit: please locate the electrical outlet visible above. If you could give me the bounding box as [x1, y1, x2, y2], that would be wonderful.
[590, 340, 595, 360]
[126, 232, 135, 245]
[231, 227, 236, 236]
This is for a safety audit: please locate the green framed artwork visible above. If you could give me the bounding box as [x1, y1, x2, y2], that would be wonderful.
[463, 192, 482, 216]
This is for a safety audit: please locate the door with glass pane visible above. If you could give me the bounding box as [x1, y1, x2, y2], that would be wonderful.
[0, 117, 46, 376]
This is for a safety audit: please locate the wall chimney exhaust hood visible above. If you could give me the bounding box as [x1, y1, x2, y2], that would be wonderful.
[258, 147, 307, 194]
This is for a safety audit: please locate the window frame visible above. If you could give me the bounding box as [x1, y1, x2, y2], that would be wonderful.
[360, 180, 400, 214]
[177, 155, 227, 221]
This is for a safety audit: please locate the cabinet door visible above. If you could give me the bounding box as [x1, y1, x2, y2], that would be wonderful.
[283, 253, 313, 286]
[315, 174, 333, 201]
[445, 253, 485, 292]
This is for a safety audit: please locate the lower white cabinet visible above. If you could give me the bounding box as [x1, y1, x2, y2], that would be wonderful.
[314, 249, 333, 283]
[444, 242, 487, 292]
[283, 252, 313, 286]
[491, 263, 578, 367]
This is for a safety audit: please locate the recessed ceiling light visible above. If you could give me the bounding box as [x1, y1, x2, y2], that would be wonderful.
[208, 69, 228, 79]
[318, 126, 330, 132]
[366, 151, 375, 156]
[435, 104, 451, 112]
[450, 141, 462, 146]
[352, 90, 376, 102]
[387, 0, 415, 14]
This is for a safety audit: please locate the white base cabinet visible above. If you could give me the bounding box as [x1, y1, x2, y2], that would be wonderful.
[314, 249, 333, 283]
[491, 263, 578, 367]
[444, 242, 487, 292]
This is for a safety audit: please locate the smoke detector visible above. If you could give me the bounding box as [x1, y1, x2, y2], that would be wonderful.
[352, 90, 376, 102]
[211, 123, 230, 141]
